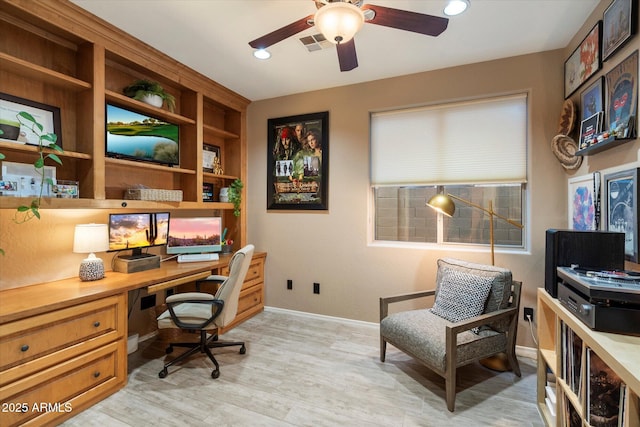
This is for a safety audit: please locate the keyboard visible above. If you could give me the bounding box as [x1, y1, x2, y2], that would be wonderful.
[177, 253, 219, 263]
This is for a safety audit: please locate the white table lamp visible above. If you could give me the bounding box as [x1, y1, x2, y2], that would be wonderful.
[73, 224, 109, 281]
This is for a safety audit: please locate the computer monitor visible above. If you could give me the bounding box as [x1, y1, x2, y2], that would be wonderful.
[166, 216, 222, 255]
[108, 212, 170, 259]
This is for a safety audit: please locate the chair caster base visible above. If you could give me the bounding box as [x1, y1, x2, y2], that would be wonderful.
[240, 345, 246, 354]
[211, 369, 220, 379]
[159, 369, 168, 378]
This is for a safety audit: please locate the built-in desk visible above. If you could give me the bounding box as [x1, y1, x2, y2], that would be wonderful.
[0, 252, 266, 427]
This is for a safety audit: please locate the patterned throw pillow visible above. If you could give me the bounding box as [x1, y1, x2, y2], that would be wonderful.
[430, 268, 493, 333]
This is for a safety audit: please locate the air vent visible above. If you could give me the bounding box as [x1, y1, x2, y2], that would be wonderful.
[299, 33, 332, 52]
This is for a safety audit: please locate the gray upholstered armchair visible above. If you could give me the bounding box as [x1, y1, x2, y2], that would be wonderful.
[157, 244, 255, 379]
[379, 258, 522, 411]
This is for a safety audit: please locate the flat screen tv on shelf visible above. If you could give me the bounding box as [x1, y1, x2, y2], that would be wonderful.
[167, 217, 222, 255]
[106, 104, 179, 166]
[108, 212, 170, 259]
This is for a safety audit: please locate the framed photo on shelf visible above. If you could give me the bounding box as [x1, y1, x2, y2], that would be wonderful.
[202, 182, 214, 202]
[267, 111, 329, 210]
[203, 143, 220, 173]
[604, 167, 639, 262]
[580, 77, 604, 121]
[579, 112, 603, 149]
[605, 50, 638, 137]
[602, 0, 637, 61]
[564, 21, 602, 99]
[0, 92, 62, 147]
[568, 172, 600, 231]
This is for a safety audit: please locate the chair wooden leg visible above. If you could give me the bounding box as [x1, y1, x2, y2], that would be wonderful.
[380, 337, 386, 362]
[445, 369, 456, 412]
[507, 350, 521, 377]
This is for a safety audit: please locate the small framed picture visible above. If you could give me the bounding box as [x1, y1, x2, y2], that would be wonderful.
[0, 92, 62, 147]
[564, 21, 602, 99]
[602, 0, 637, 61]
[568, 172, 600, 231]
[579, 112, 602, 149]
[203, 143, 220, 173]
[580, 77, 604, 121]
[604, 167, 639, 262]
[202, 182, 214, 202]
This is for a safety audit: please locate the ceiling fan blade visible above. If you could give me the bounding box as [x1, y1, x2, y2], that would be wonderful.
[362, 4, 448, 37]
[249, 15, 314, 49]
[337, 39, 358, 72]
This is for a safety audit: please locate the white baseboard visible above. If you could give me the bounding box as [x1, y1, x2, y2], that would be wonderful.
[264, 305, 538, 361]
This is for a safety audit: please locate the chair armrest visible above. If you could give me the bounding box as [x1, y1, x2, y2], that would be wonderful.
[380, 289, 436, 321]
[195, 275, 227, 291]
[165, 292, 225, 329]
[447, 306, 518, 335]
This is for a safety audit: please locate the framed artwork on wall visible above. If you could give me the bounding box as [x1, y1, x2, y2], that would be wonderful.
[602, 0, 637, 61]
[0, 92, 62, 147]
[203, 143, 220, 173]
[604, 168, 639, 262]
[605, 50, 638, 137]
[564, 21, 602, 99]
[267, 111, 329, 210]
[580, 76, 604, 121]
[568, 172, 600, 231]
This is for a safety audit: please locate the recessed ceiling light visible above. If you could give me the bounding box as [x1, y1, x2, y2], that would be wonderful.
[253, 49, 271, 60]
[444, 0, 469, 16]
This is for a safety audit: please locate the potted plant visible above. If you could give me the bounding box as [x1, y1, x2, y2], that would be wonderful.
[228, 179, 243, 217]
[123, 79, 176, 112]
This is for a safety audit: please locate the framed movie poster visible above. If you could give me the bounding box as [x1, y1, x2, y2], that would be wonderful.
[564, 21, 602, 99]
[267, 111, 328, 210]
[568, 172, 600, 231]
[605, 50, 638, 137]
[604, 168, 639, 262]
[580, 77, 604, 120]
[602, 0, 637, 61]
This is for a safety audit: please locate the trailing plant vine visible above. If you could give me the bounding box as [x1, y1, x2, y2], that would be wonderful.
[229, 178, 243, 217]
[13, 111, 63, 223]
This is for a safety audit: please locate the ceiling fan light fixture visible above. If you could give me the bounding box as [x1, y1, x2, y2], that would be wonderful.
[314, 2, 365, 44]
[444, 0, 469, 16]
[253, 48, 271, 60]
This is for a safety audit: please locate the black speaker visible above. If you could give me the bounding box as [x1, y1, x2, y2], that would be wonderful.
[544, 229, 625, 297]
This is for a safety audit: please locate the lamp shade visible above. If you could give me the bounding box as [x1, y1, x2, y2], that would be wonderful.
[314, 2, 364, 44]
[73, 224, 109, 281]
[73, 224, 109, 254]
[426, 194, 456, 217]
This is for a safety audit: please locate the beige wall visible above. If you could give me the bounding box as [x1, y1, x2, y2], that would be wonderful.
[246, 0, 640, 349]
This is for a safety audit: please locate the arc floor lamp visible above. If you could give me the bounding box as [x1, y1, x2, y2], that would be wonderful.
[427, 193, 524, 266]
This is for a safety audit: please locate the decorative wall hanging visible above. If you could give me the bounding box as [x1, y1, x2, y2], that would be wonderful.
[564, 21, 602, 99]
[602, 0, 637, 61]
[267, 112, 329, 210]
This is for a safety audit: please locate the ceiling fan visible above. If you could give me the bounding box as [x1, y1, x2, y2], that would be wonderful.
[248, 0, 449, 72]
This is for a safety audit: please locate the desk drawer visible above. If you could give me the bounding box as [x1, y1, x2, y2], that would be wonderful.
[0, 342, 120, 427]
[221, 257, 264, 290]
[0, 295, 125, 384]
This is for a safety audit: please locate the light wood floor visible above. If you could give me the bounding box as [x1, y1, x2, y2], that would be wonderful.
[62, 309, 543, 426]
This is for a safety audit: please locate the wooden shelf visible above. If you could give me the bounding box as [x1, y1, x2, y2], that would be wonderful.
[576, 136, 635, 156]
[0, 196, 234, 210]
[0, 52, 91, 91]
[105, 90, 196, 125]
[203, 123, 239, 139]
[203, 172, 239, 181]
[0, 140, 91, 160]
[105, 157, 195, 174]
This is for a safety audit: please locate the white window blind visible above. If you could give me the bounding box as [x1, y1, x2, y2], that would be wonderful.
[370, 93, 527, 186]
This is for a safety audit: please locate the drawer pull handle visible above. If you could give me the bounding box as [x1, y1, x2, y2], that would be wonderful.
[20, 344, 29, 352]
[93, 321, 100, 327]
[94, 371, 101, 378]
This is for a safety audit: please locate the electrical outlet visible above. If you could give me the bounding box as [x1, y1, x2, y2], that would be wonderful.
[524, 307, 534, 322]
[287, 279, 293, 290]
[313, 282, 320, 294]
